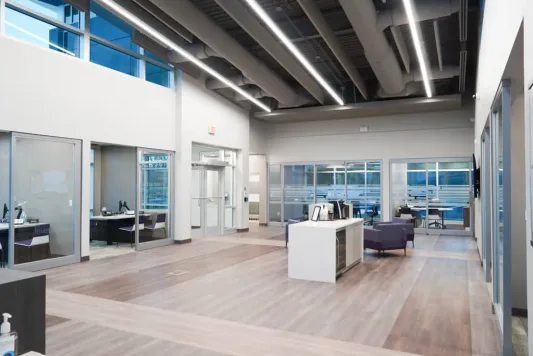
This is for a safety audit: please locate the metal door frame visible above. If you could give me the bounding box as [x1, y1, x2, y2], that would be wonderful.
[135, 148, 174, 251]
[191, 163, 225, 237]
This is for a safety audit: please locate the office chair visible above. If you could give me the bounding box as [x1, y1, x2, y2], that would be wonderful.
[427, 208, 441, 228]
[145, 214, 167, 240]
[364, 205, 379, 226]
[119, 215, 145, 247]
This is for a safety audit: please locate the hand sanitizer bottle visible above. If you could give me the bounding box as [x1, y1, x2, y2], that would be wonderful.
[0, 313, 17, 356]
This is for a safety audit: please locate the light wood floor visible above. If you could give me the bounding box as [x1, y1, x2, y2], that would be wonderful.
[44, 226, 501, 356]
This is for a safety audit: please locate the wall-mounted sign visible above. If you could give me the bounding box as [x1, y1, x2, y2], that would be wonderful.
[208, 126, 216, 135]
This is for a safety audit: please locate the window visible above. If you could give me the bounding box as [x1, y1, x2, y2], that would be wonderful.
[146, 62, 174, 88]
[5, 6, 81, 57]
[140, 154, 169, 210]
[90, 40, 139, 77]
[5, 0, 176, 87]
[9, 0, 82, 28]
[89, 0, 138, 52]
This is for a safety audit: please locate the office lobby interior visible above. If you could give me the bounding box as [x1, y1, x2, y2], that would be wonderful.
[0, 0, 532, 355]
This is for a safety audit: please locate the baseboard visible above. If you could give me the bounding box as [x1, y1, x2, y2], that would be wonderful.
[175, 239, 192, 244]
[81, 256, 90, 262]
[237, 228, 249, 233]
[512, 308, 528, 317]
[259, 223, 268, 226]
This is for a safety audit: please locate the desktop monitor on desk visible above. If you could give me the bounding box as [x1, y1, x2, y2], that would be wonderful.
[2, 203, 7, 220]
[329, 200, 346, 219]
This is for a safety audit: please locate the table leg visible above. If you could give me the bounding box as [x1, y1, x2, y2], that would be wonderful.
[441, 211, 446, 229]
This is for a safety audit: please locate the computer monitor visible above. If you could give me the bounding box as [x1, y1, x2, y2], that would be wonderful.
[329, 200, 345, 219]
[123, 201, 130, 211]
[2, 203, 8, 219]
[16, 206, 23, 219]
[119, 200, 123, 213]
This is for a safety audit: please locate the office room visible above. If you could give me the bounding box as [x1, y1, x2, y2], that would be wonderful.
[89, 143, 173, 259]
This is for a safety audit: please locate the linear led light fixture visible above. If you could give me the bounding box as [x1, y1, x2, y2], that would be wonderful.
[243, 0, 344, 105]
[98, 0, 271, 112]
[402, 0, 432, 98]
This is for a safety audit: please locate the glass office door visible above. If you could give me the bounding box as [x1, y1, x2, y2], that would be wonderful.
[9, 133, 80, 270]
[191, 164, 224, 237]
[135, 149, 173, 251]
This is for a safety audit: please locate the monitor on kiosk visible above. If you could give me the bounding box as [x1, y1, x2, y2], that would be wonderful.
[2, 203, 8, 219]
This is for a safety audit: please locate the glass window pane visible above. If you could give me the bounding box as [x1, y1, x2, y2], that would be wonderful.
[366, 161, 381, 171]
[140, 154, 168, 210]
[283, 165, 314, 221]
[316, 164, 345, 201]
[438, 162, 470, 170]
[146, 62, 173, 88]
[9, 0, 82, 28]
[347, 162, 365, 171]
[145, 50, 168, 66]
[90, 40, 139, 77]
[89, 0, 138, 52]
[268, 165, 281, 223]
[6, 7, 81, 57]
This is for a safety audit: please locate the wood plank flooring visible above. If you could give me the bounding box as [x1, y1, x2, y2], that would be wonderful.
[44, 226, 501, 356]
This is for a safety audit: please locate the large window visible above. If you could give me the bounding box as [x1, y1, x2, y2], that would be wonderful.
[269, 161, 382, 223]
[3, 0, 175, 88]
[5, 6, 81, 57]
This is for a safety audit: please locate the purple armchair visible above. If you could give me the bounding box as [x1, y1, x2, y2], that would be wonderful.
[364, 224, 407, 257]
[373, 219, 415, 247]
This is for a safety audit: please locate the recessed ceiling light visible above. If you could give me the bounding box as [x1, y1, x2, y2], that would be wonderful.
[243, 0, 344, 105]
[98, 0, 271, 112]
[402, 0, 432, 98]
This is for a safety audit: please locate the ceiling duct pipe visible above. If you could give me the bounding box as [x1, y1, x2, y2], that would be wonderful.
[377, 66, 460, 98]
[206, 75, 254, 90]
[376, 0, 460, 30]
[234, 88, 269, 102]
[168, 44, 220, 63]
[296, 0, 368, 99]
[148, 0, 310, 107]
[339, 0, 404, 95]
[214, 0, 325, 104]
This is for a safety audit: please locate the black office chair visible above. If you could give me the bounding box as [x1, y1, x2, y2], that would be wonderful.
[352, 200, 362, 218]
[364, 205, 379, 226]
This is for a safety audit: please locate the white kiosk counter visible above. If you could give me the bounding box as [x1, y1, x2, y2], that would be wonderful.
[288, 218, 364, 283]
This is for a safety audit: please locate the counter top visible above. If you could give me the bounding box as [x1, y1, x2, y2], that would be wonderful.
[0, 222, 48, 231]
[293, 218, 364, 230]
[0, 269, 44, 286]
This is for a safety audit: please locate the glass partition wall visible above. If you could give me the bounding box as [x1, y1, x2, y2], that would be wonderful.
[268, 161, 382, 224]
[1, 133, 81, 270]
[390, 158, 472, 236]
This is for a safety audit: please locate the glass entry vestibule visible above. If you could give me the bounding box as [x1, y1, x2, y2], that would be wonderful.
[390, 158, 473, 236]
[1, 132, 81, 271]
[191, 164, 225, 237]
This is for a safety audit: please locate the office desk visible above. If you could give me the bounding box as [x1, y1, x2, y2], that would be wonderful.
[0, 223, 50, 264]
[90, 214, 150, 245]
[409, 207, 454, 228]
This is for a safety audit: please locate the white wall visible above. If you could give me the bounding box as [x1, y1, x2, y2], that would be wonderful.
[267, 109, 474, 220]
[249, 154, 267, 224]
[524, 0, 533, 350]
[250, 118, 268, 154]
[0, 36, 177, 257]
[475, 0, 524, 139]
[176, 74, 250, 241]
[100, 146, 136, 211]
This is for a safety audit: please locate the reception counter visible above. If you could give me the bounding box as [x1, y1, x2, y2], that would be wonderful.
[288, 218, 364, 283]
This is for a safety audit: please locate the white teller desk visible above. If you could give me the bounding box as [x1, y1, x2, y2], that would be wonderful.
[288, 218, 364, 283]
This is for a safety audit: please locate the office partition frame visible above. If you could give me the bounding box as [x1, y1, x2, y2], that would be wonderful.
[489, 80, 512, 355]
[388, 157, 473, 237]
[135, 148, 174, 252]
[481, 128, 492, 283]
[8, 132, 81, 271]
[267, 159, 384, 225]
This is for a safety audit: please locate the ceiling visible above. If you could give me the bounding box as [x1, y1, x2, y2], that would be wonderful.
[140, 0, 480, 112]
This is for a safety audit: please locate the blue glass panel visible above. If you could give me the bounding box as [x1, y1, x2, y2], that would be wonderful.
[146, 62, 173, 88]
[89, 0, 138, 52]
[10, 0, 82, 28]
[5, 7, 81, 57]
[90, 40, 139, 77]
